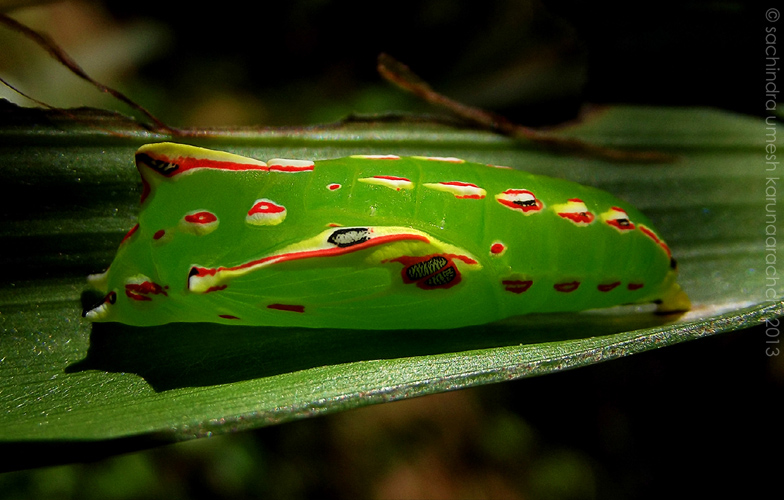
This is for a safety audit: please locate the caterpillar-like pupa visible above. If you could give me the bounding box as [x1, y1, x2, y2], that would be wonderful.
[84, 143, 690, 329]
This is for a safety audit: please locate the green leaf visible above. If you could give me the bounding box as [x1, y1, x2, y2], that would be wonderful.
[1, 104, 781, 469]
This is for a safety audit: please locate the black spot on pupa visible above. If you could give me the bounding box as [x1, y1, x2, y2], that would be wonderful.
[514, 199, 537, 208]
[137, 153, 179, 176]
[327, 227, 371, 248]
[425, 266, 457, 287]
[406, 256, 448, 281]
[670, 257, 678, 270]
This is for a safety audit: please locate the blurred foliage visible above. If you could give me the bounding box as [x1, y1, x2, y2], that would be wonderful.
[0, 0, 764, 127]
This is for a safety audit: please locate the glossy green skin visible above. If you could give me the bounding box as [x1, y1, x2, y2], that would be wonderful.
[86, 144, 681, 329]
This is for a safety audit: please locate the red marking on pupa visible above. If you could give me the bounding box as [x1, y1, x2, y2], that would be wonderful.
[555, 199, 594, 225]
[602, 207, 636, 231]
[204, 285, 228, 293]
[424, 181, 486, 199]
[441, 181, 478, 187]
[266, 159, 314, 172]
[390, 254, 477, 290]
[188, 231, 434, 292]
[560, 212, 594, 224]
[495, 189, 544, 214]
[219, 314, 241, 320]
[138, 154, 268, 177]
[639, 225, 672, 257]
[135, 151, 268, 205]
[181, 210, 219, 235]
[120, 224, 139, 245]
[135, 146, 269, 202]
[267, 303, 305, 313]
[247, 199, 286, 225]
[375, 175, 409, 181]
[490, 242, 506, 255]
[597, 281, 621, 292]
[502, 279, 532, 294]
[184, 211, 218, 224]
[554, 281, 580, 293]
[627, 283, 644, 291]
[327, 183, 342, 191]
[248, 200, 285, 215]
[125, 281, 168, 301]
[358, 175, 414, 191]
[140, 177, 152, 204]
[153, 229, 166, 240]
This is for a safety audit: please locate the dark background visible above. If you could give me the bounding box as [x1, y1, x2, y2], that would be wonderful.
[1, 0, 770, 126]
[106, 0, 764, 124]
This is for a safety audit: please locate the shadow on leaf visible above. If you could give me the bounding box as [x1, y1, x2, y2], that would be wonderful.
[66, 309, 674, 392]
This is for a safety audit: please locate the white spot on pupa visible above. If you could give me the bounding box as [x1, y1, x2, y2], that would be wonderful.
[413, 156, 465, 163]
[554, 199, 595, 226]
[179, 210, 219, 235]
[126, 274, 152, 286]
[423, 181, 486, 199]
[495, 189, 544, 214]
[350, 154, 401, 160]
[246, 199, 287, 226]
[601, 207, 636, 232]
[265, 159, 315, 172]
[84, 301, 110, 321]
[359, 175, 414, 191]
[87, 269, 110, 292]
[84, 290, 117, 321]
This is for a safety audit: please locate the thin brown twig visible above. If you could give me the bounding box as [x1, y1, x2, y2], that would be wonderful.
[0, 13, 182, 136]
[0, 74, 54, 108]
[377, 53, 676, 163]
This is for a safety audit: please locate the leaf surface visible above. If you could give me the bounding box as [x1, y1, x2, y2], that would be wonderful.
[0, 105, 780, 468]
